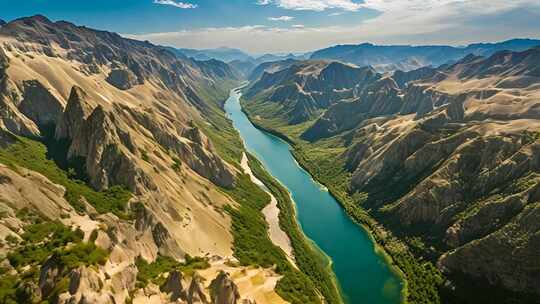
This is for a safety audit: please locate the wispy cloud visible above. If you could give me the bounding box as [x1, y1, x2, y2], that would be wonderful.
[257, 0, 363, 11]
[131, 0, 540, 53]
[292, 24, 305, 28]
[268, 16, 294, 21]
[153, 0, 197, 9]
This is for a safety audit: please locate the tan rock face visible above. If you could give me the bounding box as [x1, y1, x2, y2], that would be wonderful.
[106, 68, 139, 90]
[339, 48, 540, 299]
[209, 272, 241, 304]
[55, 88, 154, 193]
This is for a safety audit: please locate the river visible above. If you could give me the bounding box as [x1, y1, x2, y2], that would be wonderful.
[224, 88, 402, 304]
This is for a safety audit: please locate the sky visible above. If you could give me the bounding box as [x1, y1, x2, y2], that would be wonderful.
[1, 0, 539, 54]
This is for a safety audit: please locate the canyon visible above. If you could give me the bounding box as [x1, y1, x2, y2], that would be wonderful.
[0, 13, 539, 304]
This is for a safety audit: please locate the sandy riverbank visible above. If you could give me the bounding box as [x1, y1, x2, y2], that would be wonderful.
[240, 153, 296, 267]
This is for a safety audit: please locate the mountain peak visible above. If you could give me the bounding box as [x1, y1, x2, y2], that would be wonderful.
[16, 14, 52, 24]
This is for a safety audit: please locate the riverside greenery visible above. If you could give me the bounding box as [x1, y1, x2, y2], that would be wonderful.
[200, 86, 343, 303]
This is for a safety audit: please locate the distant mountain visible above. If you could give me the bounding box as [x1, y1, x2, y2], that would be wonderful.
[254, 52, 310, 64]
[0, 19, 6, 26]
[244, 60, 379, 124]
[228, 59, 257, 78]
[248, 58, 299, 82]
[170, 47, 254, 63]
[165, 47, 311, 78]
[310, 39, 540, 72]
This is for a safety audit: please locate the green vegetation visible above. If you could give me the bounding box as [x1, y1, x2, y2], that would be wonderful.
[191, 85, 343, 303]
[223, 173, 325, 304]
[171, 156, 182, 171]
[141, 150, 150, 162]
[521, 130, 540, 145]
[8, 221, 84, 268]
[193, 81, 245, 167]
[56, 242, 108, 269]
[1, 219, 108, 304]
[135, 254, 210, 287]
[247, 154, 343, 304]
[0, 135, 132, 218]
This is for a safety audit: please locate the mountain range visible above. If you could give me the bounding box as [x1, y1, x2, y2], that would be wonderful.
[310, 39, 540, 72]
[242, 46, 540, 303]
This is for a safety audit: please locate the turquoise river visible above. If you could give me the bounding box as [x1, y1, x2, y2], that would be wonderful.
[224, 88, 403, 304]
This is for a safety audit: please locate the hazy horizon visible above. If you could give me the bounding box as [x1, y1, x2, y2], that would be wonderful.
[2, 0, 539, 53]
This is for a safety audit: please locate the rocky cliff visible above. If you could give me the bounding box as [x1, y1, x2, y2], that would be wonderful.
[244, 61, 379, 124]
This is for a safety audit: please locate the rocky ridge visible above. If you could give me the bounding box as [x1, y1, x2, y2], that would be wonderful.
[310, 39, 540, 72]
[243, 47, 540, 303]
[244, 61, 379, 124]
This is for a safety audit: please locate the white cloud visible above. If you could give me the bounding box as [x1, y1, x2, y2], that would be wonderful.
[268, 16, 295, 21]
[274, 0, 362, 11]
[153, 0, 197, 9]
[256, 0, 272, 5]
[130, 0, 540, 53]
[292, 24, 305, 28]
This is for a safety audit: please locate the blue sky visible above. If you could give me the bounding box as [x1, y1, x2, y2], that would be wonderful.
[1, 0, 539, 54]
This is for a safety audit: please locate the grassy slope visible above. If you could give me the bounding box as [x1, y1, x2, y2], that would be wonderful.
[241, 96, 447, 304]
[0, 134, 132, 218]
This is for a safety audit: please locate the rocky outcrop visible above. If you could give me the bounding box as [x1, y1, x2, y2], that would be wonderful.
[392, 66, 438, 89]
[18, 80, 63, 128]
[120, 104, 235, 188]
[209, 272, 240, 304]
[187, 275, 209, 304]
[439, 201, 540, 295]
[55, 86, 93, 140]
[133, 202, 185, 258]
[302, 77, 402, 141]
[39, 255, 65, 298]
[245, 61, 380, 124]
[55, 86, 154, 193]
[106, 68, 139, 90]
[161, 270, 187, 301]
[0, 48, 41, 137]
